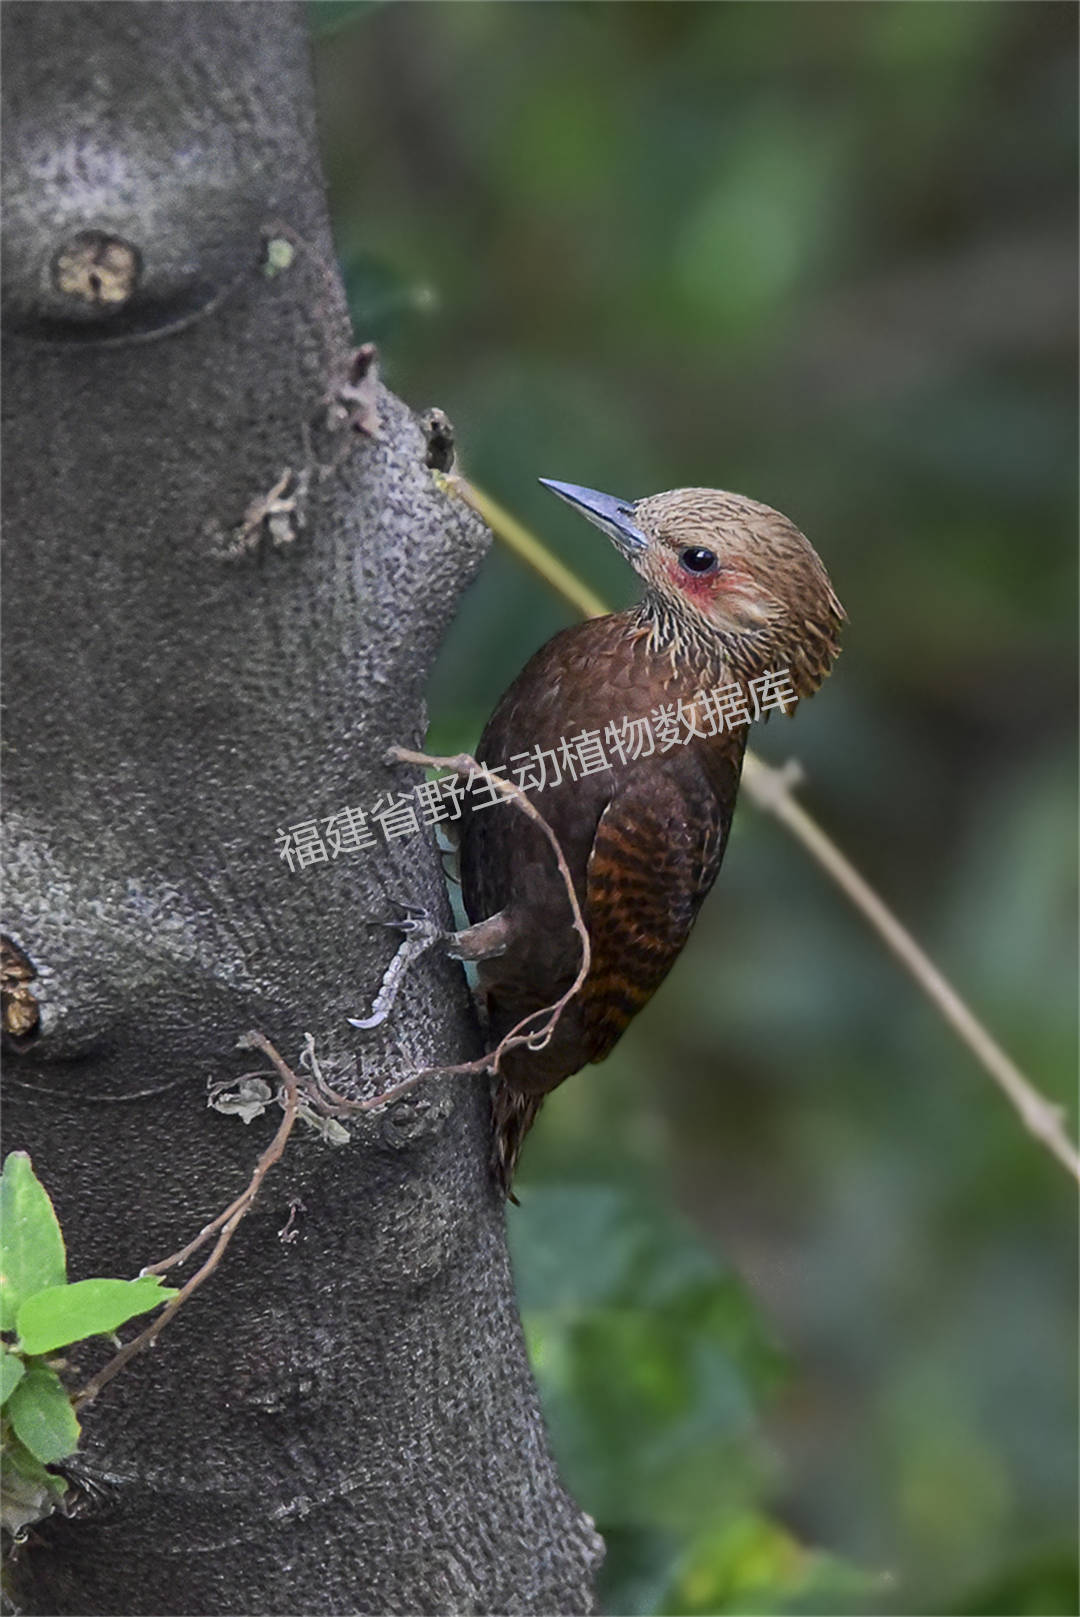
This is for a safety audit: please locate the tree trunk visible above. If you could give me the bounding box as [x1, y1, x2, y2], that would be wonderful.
[1, 4, 601, 1611]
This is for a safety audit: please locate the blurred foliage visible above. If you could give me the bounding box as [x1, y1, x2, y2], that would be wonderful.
[313, 5, 1077, 1614]
[509, 1185, 880, 1613]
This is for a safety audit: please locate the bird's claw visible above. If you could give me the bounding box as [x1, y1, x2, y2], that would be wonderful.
[381, 901, 441, 944]
[348, 901, 445, 1031]
[347, 1007, 393, 1032]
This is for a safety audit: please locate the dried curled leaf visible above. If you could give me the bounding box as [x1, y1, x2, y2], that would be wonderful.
[2, 937, 40, 1042]
[209, 1077, 274, 1124]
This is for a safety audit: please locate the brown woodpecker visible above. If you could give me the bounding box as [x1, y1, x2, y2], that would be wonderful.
[455, 481, 845, 1192]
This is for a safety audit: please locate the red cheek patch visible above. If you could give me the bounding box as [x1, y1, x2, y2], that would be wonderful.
[667, 560, 755, 604]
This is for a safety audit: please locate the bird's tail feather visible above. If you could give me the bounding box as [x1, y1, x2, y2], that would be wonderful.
[491, 1082, 546, 1201]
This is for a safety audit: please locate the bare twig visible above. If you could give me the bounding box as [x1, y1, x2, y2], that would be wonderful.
[440, 473, 1079, 1186]
[343, 747, 591, 1114]
[741, 753, 1080, 1181]
[73, 1033, 301, 1410]
[446, 476, 609, 620]
[278, 1197, 306, 1245]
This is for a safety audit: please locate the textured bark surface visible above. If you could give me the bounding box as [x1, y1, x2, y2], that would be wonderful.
[1, 4, 601, 1611]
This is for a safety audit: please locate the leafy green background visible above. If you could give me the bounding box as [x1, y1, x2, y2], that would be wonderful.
[311, 5, 1077, 1613]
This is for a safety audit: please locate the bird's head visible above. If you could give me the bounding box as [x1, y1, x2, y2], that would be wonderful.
[541, 479, 845, 700]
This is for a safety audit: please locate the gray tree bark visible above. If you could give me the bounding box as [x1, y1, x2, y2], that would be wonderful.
[1, 4, 601, 1611]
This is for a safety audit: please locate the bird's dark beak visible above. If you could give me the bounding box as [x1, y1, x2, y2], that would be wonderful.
[539, 478, 648, 557]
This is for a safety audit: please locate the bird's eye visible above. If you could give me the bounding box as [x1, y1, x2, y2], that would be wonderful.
[679, 546, 718, 575]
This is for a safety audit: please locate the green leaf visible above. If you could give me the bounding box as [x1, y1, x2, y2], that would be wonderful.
[6, 1367, 79, 1464]
[1, 1432, 68, 1495]
[510, 1187, 785, 1534]
[17, 1276, 178, 1355]
[0, 1152, 66, 1331]
[1, 1434, 68, 1536]
[662, 1510, 880, 1615]
[0, 1349, 25, 1406]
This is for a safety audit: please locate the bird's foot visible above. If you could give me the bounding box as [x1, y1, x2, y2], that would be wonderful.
[348, 905, 512, 1032]
[347, 903, 444, 1030]
[384, 900, 444, 947]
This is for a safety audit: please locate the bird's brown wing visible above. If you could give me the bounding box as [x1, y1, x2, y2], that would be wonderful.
[580, 756, 737, 1063]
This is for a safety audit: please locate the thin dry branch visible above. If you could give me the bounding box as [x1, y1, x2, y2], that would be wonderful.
[335, 747, 591, 1116]
[73, 1033, 301, 1410]
[741, 752, 1080, 1180]
[447, 474, 1080, 1186]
